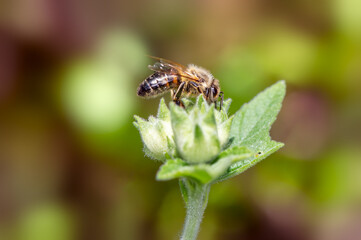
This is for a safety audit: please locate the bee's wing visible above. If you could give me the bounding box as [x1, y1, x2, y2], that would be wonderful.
[148, 56, 188, 69]
[148, 61, 172, 72]
[147, 56, 199, 81]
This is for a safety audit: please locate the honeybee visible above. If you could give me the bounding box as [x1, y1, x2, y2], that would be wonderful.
[137, 57, 223, 109]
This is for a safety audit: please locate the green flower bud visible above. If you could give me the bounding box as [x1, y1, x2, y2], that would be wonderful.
[134, 96, 235, 164]
[170, 98, 221, 164]
[133, 99, 175, 161]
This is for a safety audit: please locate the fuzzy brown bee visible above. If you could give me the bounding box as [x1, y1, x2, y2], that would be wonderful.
[137, 57, 223, 109]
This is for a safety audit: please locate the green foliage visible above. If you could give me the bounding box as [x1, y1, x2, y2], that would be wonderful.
[134, 80, 285, 184]
[157, 146, 252, 184]
[134, 81, 285, 240]
[17, 204, 75, 240]
[218, 80, 286, 181]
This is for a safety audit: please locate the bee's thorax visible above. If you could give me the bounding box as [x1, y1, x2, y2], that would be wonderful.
[186, 64, 214, 87]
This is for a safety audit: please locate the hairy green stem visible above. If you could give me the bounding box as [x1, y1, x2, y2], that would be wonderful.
[180, 180, 210, 240]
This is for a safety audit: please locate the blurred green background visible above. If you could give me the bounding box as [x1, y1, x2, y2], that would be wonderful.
[1, 0, 361, 239]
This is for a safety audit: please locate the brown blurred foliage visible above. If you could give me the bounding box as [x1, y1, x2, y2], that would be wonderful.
[1, 0, 361, 240]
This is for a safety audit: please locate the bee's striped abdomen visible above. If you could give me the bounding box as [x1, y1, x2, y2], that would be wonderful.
[137, 72, 180, 98]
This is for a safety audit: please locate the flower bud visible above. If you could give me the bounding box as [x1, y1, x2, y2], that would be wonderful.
[214, 98, 234, 148]
[134, 97, 234, 164]
[133, 99, 175, 161]
[170, 101, 221, 164]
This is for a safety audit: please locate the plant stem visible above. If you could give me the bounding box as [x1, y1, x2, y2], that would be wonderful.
[180, 180, 210, 240]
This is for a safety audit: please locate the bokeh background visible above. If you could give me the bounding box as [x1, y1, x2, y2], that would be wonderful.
[1, 0, 361, 239]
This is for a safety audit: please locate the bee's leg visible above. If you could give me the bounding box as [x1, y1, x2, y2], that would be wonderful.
[173, 82, 186, 107]
[210, 87, 215, 108]
[214, 91, 218, 109]
[176, 100, 185, 107]
[174, 82, 186, 99]
[219, 91, 224, 111]
[189, 82, 206, 101]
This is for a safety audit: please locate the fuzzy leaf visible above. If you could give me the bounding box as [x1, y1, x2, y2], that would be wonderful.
[157, 147, 253, 184]
[181, 98, 194, 109]
[179, 179, 189, 204]
[217, 115, 234, 148]
[221, 98, 232, 115]
[218, 81, 285, 181]
[157, 98, 170, 121]
[217, 146, 254, 162]
[156, 159, 214, 184]
[196, 95, 207, 111]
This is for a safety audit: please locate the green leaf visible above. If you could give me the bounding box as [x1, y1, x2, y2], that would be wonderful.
[181, 98, 194, 109]
[196, 95, 207, 111]
[219, 81, 285, 181]
[157, 98, 170, 121]
[157, 147, 253, 184]
[221, 98, 232, 115]
[217, 115, 234, 148]
[179, 179, 189, 205]
[156, 159, 214, 184]
[217, 146, 254, 163]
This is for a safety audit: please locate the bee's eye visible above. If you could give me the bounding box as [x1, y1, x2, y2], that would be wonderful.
[212, 87, 218, 97]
